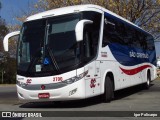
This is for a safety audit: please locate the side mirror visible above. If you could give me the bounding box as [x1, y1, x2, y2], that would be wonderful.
[75, 19, 93, 42]
[3, 31, 20, 51]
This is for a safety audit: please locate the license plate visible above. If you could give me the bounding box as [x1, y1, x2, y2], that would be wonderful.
[38, 93, 50, 98]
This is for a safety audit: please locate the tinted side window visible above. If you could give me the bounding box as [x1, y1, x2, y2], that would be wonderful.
[146, 35, 155, 50]
[102, 14, 155, 51]
[102, 16, 116, 47]
[125, 25, 134, 46]
[139, 32, 147, 50]
[102, 15, 129, 47]
[131, 30, 141, 48]
[82, 11, 102, 59]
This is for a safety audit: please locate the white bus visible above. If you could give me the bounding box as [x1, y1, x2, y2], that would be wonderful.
[3, 4, 157, 102]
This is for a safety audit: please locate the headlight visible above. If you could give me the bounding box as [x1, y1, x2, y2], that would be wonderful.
[63, 70, 88, 84]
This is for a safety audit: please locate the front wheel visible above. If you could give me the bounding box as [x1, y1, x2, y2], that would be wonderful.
[103, 76, 114, 103]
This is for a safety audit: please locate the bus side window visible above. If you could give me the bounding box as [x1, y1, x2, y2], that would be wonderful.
[83, 24, 99, 58]
[82, 11, 101, 59]
[124, 27, 131, 46]
[140, 34, 147, 50]
[146, 35, 155, 51]
[102, 18, 115, 47]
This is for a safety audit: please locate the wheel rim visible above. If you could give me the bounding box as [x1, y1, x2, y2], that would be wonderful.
[147, 77, 150, 86]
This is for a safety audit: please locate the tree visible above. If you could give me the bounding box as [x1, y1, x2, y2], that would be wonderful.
[0, 0, 8, 52]
[0, 21, 17, 84]
[0, 0, 9, 51]
[0, 20, 8, 50]
[0, 1, 16, 84]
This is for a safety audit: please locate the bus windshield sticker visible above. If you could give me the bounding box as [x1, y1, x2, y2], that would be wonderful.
[43, 58, 50, 65]
[36, 65, 42, 72]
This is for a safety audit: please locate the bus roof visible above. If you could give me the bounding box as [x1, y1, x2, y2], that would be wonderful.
[26, 4, 151, 36]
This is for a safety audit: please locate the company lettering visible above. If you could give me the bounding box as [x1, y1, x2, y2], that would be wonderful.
[129, 51, 148, 59]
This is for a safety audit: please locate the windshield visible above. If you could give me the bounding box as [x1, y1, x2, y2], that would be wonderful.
[17, 14, 80, 77]
[47, 15, 79, 70]
[17, 11, 101, 77]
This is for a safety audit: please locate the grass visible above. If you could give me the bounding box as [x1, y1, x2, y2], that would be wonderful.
[0, 84, 16, 86]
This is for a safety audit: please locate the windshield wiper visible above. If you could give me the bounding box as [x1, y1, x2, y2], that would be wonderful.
[46, 45, 61, 74]
[44, 23, 61, 73]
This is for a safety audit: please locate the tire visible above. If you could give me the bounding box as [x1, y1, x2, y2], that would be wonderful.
[143, 73, 151, 89]
[103, 76, 114, 103]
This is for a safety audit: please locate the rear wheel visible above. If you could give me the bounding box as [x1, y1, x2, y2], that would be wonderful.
[143, 73, 151, 89]
[103, 76, 114, 103]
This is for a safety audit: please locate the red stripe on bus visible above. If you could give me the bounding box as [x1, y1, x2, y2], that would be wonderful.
[120, 65, 152, 75]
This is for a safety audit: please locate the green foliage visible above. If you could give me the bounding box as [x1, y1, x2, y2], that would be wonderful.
[0, 56, 16, 84]
[0, 1, 8, 51]
[0, 20, 8, 41]
[0, 1, 15, 84]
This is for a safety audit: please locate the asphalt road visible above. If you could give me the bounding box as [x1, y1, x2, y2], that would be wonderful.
[0, 79, 160, 120]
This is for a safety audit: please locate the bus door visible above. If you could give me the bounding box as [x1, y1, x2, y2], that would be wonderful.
[82, 14, 101, 97]
[84, 61, 101, 97]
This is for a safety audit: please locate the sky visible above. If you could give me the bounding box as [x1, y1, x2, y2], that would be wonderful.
[0, 0, 160, 57]
[0, 0, 38, 24]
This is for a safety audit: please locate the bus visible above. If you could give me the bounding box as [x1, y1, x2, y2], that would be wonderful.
[3, 4, 157, 102]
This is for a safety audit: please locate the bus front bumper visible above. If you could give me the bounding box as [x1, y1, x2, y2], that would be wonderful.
[17, 80, 85, 102]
